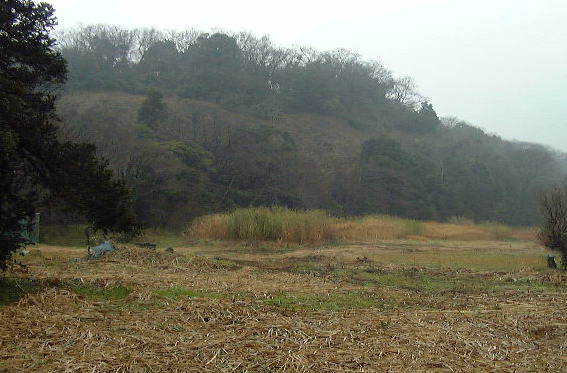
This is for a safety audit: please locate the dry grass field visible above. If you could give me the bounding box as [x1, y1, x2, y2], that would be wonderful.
[1, 232, 566, 372]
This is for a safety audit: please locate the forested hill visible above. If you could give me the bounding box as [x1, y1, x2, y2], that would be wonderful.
[53, 25, 567, 227]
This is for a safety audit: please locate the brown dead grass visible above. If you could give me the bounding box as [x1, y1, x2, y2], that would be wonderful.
[423, 222, 535, 241]
[334, 218, 535, 242]
[190, 211, 535, 244]
[100, 246, 239, 271]
[190, 213, 229, 240]
[1, 241, 565, 372]
[2, 287, 566, 372]
[334, 215, 424, 241]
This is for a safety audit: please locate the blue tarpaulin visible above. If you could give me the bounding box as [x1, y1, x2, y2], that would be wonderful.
[89, 241, 116, 257]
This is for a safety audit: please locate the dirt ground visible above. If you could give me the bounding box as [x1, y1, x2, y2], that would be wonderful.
[1, 240, 566, 372]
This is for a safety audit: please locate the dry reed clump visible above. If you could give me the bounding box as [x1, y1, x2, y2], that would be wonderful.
[189, 213, 229, 240]
[337, 216, 534, 242]
[330, 217, 534, 242]
[424, 222, 535, 241]
[334, 215, 424, 241]
[188, 209, 535, 245]
[424, 222, 496, 241]
[188, 207, 336, 244]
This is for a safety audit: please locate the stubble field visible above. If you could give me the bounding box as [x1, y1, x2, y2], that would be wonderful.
[1, 238, 566, 372]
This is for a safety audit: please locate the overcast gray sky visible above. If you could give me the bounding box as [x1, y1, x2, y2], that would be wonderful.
[48, 0, 567, 151]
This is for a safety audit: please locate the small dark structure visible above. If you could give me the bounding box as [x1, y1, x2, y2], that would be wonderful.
[547, 255, 557, 269]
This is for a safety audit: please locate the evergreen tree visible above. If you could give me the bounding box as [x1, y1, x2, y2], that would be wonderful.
[138, 89, 168, 129]
[417, 102, 441, 132]
[0, 0, 139, 268]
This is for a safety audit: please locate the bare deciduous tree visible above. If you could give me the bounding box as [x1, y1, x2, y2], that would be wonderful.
[387, 76, 423, 109]
[538, 187, 567, 268]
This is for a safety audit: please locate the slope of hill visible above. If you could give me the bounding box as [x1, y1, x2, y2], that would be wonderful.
[43, 25, 567, 227]
[52, 90, 566, 228]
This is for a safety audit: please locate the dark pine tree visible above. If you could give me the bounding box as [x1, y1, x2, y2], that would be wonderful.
[0, 0, 140, 268]
[138, 89, 168, 129]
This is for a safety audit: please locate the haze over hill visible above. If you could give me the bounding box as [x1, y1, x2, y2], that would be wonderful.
[48, 0, 567, 152]
[43, 24, 567, 228]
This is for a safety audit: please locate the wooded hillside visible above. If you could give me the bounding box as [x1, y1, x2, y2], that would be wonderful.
[48, 25, 567, 227]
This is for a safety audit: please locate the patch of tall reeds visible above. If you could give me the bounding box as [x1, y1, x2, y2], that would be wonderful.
[333, 215, 425, 241]
[187, 209, 535, 244]
[188, 207, 335, 244]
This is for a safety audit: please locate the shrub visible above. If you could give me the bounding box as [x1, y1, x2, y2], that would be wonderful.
[538, 187, 567, 268]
